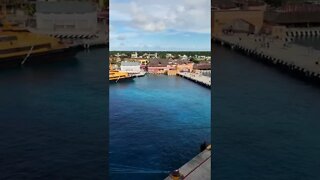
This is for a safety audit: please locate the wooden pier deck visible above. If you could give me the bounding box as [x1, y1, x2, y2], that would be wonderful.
[177, 72, 211, 87]
[164, 146, 211, 180]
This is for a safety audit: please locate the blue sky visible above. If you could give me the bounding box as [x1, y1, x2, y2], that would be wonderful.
[110, 0, 211, 51]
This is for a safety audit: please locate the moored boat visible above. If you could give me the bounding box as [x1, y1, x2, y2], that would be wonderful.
[109, 64, 135, 83]
[0, 19, 77, 67]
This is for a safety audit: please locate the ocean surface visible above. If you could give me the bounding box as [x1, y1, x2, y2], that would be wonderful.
[0, 48, 108, 179]
[109, 75, 211, 180]
[213, 45, 320, 179]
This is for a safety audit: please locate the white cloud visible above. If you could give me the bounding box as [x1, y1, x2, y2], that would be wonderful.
[110, 31, 139, 41]
[128, 2, 167, 32]
[110, 0, 210, 34]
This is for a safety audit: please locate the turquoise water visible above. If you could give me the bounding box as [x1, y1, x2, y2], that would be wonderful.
[109, 75, 211, 180]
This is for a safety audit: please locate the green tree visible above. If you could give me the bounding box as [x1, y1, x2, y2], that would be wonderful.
[190, 57, 200, 64]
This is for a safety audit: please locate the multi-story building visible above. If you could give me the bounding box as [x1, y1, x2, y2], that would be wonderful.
[147, 59, 169, 74]
[176, 61, 194, 72]
[193, 62, 211, 74]
[34, 1, 97, 38]
[120, 61, 141, 74]
[212, 0, 265, 37]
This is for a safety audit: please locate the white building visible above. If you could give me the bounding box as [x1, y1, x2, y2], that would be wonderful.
[120, 61, 141, 74]
[181, 54, 188, 60]
[142, 53, 158, 59]
[131, 52, 138, 58]
[166, 53, 173, 59]
[35, 1, 97, 38]
[150, 53, 158, 58]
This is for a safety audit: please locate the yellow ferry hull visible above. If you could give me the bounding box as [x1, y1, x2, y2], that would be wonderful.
[0, 47, 78, 68]
[109, 70, 135, 83]
[109, 75, 135, 83]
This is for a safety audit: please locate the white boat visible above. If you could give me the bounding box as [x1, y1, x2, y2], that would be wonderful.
[132, 71, 146, 77]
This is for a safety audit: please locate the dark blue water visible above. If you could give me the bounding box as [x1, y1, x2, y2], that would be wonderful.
[213, 45, 320, 179]
[109, 75, 211, 180]
[0, 48, 108, 179]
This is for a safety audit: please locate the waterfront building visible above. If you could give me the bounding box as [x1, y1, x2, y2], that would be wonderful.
[212, 0, 265, 37]
[263, 3, 320, 39]
[132, 58, 149, 70]
[137, 59, 149, 66]
[264, 3, 320, 28]
[126, 58, 149, 70]
[167, 69, 177, 76]
[166, 63, 177, 75]
[34, 1, 97, 38]
[120, 61, 141, 74]
[193, 62, 211, 76]
[212, 0, 266, 11]
[147, 59, 169, 74]
[176, 61, 194, 72]
[121, 57, 149, 68]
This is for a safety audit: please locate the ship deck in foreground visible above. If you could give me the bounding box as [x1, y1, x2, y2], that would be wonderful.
[165, 145, 211, 180]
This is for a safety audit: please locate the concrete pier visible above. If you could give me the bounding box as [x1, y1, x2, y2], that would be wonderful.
[28, 26, 108, 49]
[214, 34, 320, 83]
[164, 146, 211, 180]
[286, 27, 320, 39]
[177, 72, 211, 87]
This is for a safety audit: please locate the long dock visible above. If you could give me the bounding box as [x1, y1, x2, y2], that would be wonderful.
[164, 146, 211, 180]
[214, 34, 320, 83]
[28, 27, 108, 49]
[177, 72, 211, 87]
[285, 27, 320, 40]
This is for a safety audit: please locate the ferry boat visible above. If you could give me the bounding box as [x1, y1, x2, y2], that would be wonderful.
[131, 71, 146, 77]
[0, 19, 76, 67]
[109, 65, 135, 83]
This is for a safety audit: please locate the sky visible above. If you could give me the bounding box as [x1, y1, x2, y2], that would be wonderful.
[110, 0, 211, 51]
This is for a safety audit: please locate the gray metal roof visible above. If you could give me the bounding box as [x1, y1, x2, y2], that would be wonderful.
[121, 61, 140, 66]
[36, 1, 96, 14]
[148, 58, 169, 67]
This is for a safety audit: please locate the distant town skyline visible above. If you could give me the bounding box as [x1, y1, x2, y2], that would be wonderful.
[110, 0, 211, 51]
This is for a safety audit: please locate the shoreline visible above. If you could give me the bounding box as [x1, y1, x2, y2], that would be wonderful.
[177, 72, 211, 88]
[213, 35, 320, 86]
